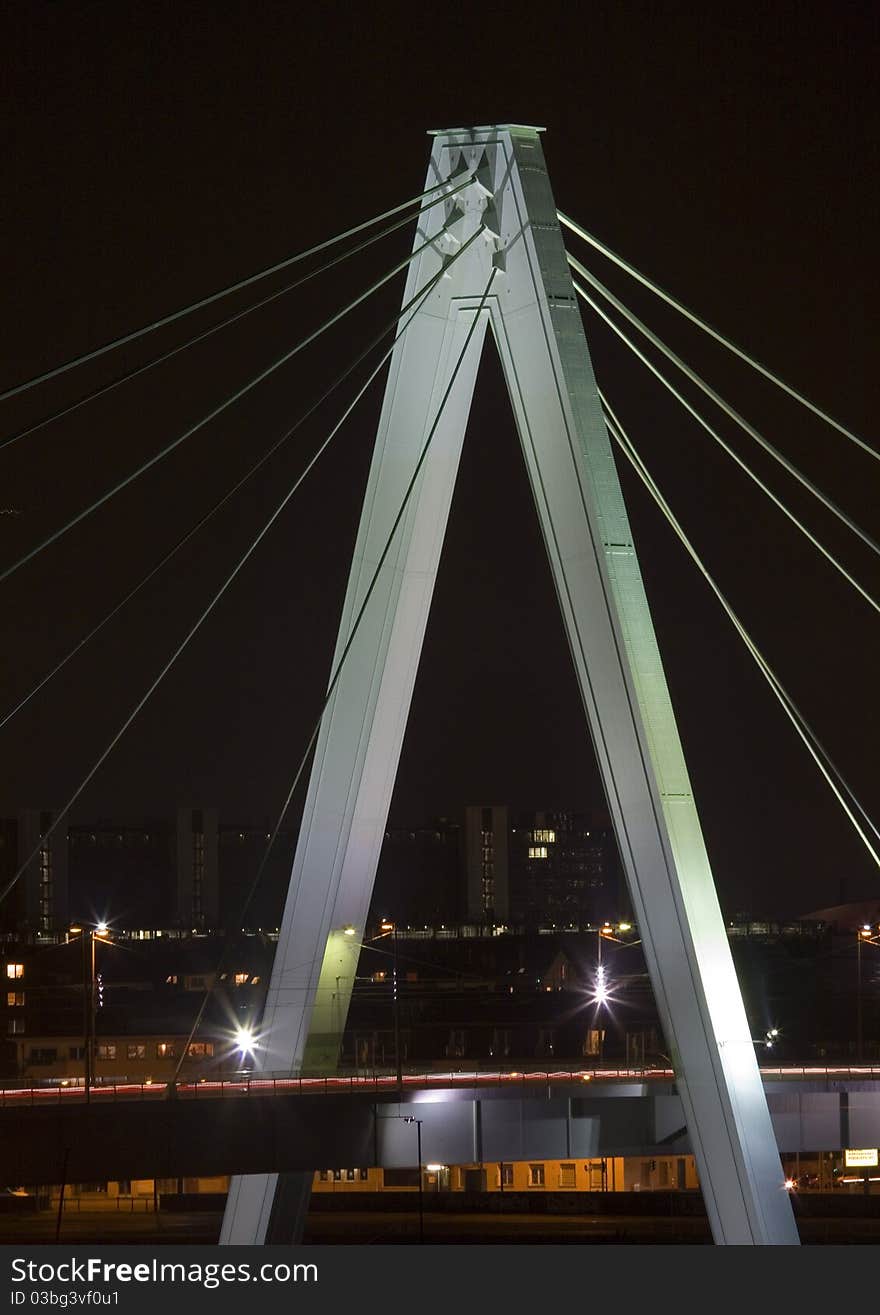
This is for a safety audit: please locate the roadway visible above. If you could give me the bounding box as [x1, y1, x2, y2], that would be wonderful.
[3, 1063, 878, 1107]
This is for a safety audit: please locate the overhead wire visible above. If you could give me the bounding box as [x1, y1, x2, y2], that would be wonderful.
[558, 209, 878, 463]
[172, 263, 499, 1079]
[0, 220, 459, 587]
[0, 186, 466, 455]
[0, 173, 471, 407]
[0, 231, 490, 914]
[570, 276, 880, 619]
[600, 392, 880, 870]
[0, 231, 481, 732]
[568, 252, 880, 561]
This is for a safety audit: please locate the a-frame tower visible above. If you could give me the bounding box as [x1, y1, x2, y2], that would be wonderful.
[222, 125, 798, 1245]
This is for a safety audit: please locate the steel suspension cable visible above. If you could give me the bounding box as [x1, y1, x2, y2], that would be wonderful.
[0, 242, 492, 915]
[601, 393, 880, 869]
[171, 265, 499, 1079]
[0, 222, 458, 587]
[571, 277, 880, 619]
[558, 210, 878, 462]
[0, 174, 471, 406]
[0, 187, 464, 455]
[0, 230, 484, 732]
[569, 253, 880, 561]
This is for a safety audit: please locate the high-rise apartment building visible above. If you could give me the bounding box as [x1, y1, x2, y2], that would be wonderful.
[464, 804, 509, 922]
[176, 808, 219, 930]
[0, 811, 69, 937]
[508, 810, 618, 925]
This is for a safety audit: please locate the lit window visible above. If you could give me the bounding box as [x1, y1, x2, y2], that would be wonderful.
[187, 1042, 214, 1058]
[6, 992, 24, 1007]
[528, 1164, 545, 1187]
[6, 963, 23, 980]
[533, 829, 556, 843]
[126, 1044, 146, 1060]
[156, 1042, 176, 1059]
[165, 975, 178, 985]
[250, 976, 261, 985]
[233, 972, 249, 985]
[96, 1044, 116, 1060]
[527, 846, 548, 860]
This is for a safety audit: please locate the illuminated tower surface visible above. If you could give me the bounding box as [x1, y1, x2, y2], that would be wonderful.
[221, 125, 798, 1245]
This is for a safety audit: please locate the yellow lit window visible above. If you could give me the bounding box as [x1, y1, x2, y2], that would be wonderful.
[7, 992, 24, 1007]
[527, 846, 548, 859]
[533, 829, 556, 843]
[6, 963, 23, 980]
[156, 1042, 176, 1059]
[233, 972, 249, 985]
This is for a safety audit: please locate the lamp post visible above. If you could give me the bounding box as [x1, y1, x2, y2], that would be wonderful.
[380, 919, 402, 1085]
[856, 926, 880, 1063]
[403, 1115, 423, 1243]
[858, 928, 865, 1064]
[68, 921, 109, 1102]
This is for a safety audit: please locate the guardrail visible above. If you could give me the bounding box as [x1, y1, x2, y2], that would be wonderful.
[1, 1063, 879, 1108]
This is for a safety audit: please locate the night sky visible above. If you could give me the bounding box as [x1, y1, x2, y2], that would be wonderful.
[1, 3, 877, 919]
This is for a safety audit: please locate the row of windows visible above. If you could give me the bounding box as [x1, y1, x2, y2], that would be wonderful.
[164, 972, 257, 986]
[25, 1041, 216, 1062]
[316, 1164, 580, 1188]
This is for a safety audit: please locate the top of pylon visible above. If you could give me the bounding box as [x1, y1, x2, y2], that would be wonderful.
[427, 124, 546, 136]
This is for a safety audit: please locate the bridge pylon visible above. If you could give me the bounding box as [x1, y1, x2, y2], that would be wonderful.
[221, 124, 798, 1245]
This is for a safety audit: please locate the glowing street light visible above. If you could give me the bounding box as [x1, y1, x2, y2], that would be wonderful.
[234, 1026, 256, 1056]
[68, 919, 113, 1101]
[592, 963, 610, 1006]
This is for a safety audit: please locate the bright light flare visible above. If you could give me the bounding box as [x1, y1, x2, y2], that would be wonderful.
[234, 1027, 256, 1055]
[590, 964, 611, 1006]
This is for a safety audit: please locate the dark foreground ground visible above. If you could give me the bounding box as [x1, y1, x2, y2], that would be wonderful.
[2, 1210, 879, 1245]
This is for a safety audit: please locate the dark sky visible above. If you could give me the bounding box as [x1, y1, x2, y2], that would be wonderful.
[1, 2, 877, 918]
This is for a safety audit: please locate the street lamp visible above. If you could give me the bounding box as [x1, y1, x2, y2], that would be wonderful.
[68, 921, 110, 1101]
[856, 926, 880, 1063]
[403, 1115, 423, 1243]
[379, 919, 402, 1086]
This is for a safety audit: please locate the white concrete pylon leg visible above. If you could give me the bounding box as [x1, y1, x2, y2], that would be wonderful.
[222, 125, 798, 1245]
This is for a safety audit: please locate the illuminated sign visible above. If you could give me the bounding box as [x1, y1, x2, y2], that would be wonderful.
[844, 1148, 879, 1168]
